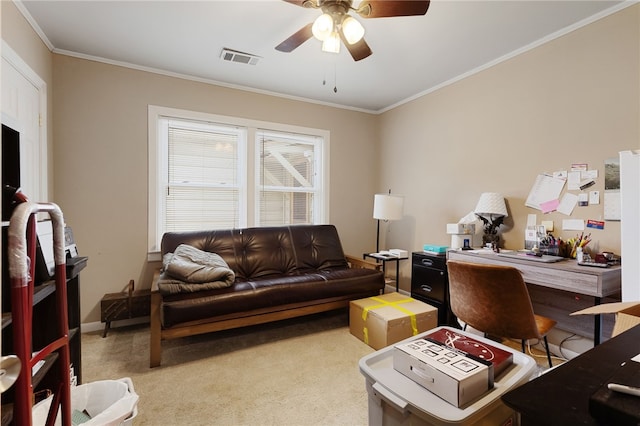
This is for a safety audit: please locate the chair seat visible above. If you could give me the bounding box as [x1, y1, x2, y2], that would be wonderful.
[534, 314, 557, 337]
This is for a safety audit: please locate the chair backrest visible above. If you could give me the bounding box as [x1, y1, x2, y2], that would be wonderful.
[447, 260, 541, 340]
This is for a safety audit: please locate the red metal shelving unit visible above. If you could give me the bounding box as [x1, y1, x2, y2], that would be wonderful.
[8, 193, 71, 426]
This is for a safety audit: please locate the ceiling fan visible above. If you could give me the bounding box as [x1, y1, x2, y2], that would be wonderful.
[275, 0, 431, 61]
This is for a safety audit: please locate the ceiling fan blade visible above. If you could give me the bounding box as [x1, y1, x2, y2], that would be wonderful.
[275, 23, 314, 52]
[357, 1, 430, 18]
[281, 0, 318, 8]
[339, 31, 372, 61]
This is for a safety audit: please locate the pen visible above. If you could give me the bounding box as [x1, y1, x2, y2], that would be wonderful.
[608, 383, 640, 397]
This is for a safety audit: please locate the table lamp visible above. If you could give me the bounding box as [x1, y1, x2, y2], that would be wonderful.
[474, 192, 508, 247]
[373, 192, 404, 253]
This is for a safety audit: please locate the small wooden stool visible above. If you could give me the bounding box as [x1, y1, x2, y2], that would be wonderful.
[100, 280, 151, 337]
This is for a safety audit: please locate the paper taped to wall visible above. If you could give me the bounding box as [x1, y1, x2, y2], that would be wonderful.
[562, 219, 584, 231]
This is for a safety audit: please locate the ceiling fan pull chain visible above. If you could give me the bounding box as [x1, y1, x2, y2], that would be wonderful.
[334, 64, 338, 93]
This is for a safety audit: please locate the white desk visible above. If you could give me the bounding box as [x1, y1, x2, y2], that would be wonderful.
[447, 249, 622, 344]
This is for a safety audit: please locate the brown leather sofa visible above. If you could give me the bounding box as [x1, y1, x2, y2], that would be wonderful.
[150, 224, 384, 367]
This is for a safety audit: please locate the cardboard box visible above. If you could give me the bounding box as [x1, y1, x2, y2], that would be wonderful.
[571, 301, 640, 337]
[393, 338, 493, 407]
[350, 292, 438, 350]
[423, 328, 514, 378]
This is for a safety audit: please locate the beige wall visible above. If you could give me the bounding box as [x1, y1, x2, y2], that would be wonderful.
[379, 6, 640, 289]
[3, 2, 640, 322]
[51, 56, 379, 322]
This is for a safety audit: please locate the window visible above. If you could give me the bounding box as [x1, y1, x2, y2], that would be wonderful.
[164, 119, 246, 232]
[256, 130, 323, 226]
[148, 106, 329, 256]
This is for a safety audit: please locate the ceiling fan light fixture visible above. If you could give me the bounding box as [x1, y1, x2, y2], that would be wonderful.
[341, 15, 365, 45]
[312, 13, 333, 41]
[322, 30, 341, 53]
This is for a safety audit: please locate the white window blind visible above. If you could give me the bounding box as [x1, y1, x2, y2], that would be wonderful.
[148, 105, 329, 256]
[165, 119, 245, 232]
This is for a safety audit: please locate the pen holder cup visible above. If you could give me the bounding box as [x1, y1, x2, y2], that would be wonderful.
[556, 241, 573, 258]
[539, 243, 559, 256]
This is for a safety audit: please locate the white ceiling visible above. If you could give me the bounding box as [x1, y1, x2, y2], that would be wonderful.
[16, 0, 632, 113]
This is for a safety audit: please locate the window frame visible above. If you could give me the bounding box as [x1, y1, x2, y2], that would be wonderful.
[148, 105, 330, 259]
[254, 129, 324, 227]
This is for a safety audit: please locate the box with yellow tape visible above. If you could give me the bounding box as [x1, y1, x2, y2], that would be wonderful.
[349, 292, 438, 350]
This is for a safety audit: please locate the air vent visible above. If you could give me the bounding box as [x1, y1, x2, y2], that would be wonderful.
[220, 48, 260, 65]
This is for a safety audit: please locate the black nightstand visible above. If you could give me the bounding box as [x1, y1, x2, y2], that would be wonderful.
[363, 252, 408, 292]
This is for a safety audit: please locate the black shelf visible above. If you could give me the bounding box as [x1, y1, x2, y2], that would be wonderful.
[1, 282, 57, 330]
[0, 350, 58, 426]
[1, 259, 86, 425]
[31, 352, 59, 389]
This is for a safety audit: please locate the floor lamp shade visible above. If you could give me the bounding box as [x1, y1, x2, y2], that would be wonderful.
[373, 194, 404, 221]
[373, 194, 404, 253]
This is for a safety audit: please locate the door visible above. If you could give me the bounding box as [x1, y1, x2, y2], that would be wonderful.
[1, 41, 47, 203]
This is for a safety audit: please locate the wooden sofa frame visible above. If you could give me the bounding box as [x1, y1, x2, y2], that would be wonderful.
[150, 255, 381, 367]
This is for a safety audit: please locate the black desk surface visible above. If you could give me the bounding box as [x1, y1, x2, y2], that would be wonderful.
[502, 324, 640, 426]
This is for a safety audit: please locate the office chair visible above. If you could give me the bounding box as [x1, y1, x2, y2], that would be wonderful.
[447, 260, 556, 368]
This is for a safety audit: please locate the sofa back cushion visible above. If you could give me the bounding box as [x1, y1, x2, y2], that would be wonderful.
[161, 225, 349, 281]
[289, 225, 348, 271]
[232, 226, 297, 280]
[161, 229, 238, 269]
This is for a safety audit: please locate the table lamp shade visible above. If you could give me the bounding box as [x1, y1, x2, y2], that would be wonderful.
[373, 194, 404, 221]
[474, 192, 508, 217]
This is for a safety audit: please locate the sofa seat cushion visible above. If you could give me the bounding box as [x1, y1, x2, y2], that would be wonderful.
[161, 267, 383, 328]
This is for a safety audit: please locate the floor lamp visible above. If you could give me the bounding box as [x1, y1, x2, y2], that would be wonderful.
[373, 192, 404, 253]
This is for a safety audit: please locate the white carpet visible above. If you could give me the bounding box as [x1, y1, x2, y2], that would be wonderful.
[81, 309, 560, 425]
[82, 310, 375, 426]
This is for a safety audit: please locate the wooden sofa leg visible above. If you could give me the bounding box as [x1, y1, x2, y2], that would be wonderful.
[150, 291, 162, 368]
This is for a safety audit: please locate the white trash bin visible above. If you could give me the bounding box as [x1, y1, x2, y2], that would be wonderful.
[359, 327, 536, 426]
[32, 377, 139, 426]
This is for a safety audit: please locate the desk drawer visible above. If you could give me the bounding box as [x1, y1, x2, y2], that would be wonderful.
[413, 253, 447, 270]
[411, 253, 447, 304]
[447, 251, 602, 296]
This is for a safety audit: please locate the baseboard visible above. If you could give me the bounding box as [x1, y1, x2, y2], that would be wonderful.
[517, 328, 593, 361]
[386, 284, 410, 295]
[82, 316, 149, 334]
[544, 328, 593, 360]
[80, 303, 594, 361]
[452, 320, 592, 361]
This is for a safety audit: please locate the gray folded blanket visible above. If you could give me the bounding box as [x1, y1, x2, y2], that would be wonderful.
[158, 244, 236, 295]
